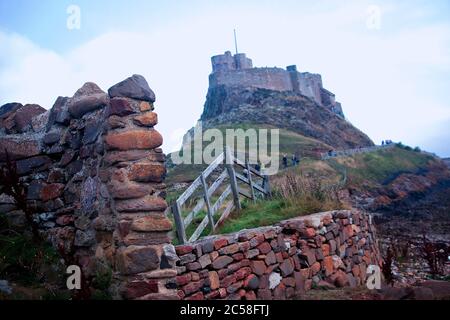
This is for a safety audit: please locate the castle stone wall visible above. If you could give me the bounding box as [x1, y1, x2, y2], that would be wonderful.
[209, 68, 294, 92]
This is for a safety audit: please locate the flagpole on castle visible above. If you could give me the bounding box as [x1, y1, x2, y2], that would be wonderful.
[234, 29, 238, 54]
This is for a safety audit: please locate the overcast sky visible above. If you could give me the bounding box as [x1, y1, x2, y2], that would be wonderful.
[1, 0, 449, 157]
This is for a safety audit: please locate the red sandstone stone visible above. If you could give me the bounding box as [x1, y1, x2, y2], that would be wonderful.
[128, 162, 166, 183]
[109, 97, 135, 116]
[221, 274, 237, 287]
[209, 271, 220, 290]
[133, 112, 158, 127]
[183, 280, 204, 295]
[257, 289, 272, 300]
[123, 280, 158, 299]
[185, 292, 204, 300]
[115, 196, 167, 213]
[322, 244, 331, 256]
[280, 258, 294, 276]
[214, 238, 228, 250]
[299, 227, 316, 238]
[235, 267, 252, 281]
[212, 255, 233, 269]
[139, 101, 153, 112]
[176, 274, 192, 286]
[219, 243, 239, 255]
[323, 256, 334, 276]
[232, 253, 244, 261]
[227, 281, 243, 294]
[131, 215, 172, 232]
[40, 183, 65, 201]
[251, 260, 266, 276]
[104, 129, 163, 151]
[245, 290, 257, 300]
[176, 245, 194, 255]
[311, 262, 321, 275]
[257, 242, 272, 254]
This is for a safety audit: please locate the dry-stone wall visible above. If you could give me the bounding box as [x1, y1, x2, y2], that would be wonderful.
[174, 210, 382, 300]
[0, 75, 177, 299]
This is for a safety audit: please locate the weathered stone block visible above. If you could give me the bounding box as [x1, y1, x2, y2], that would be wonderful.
[104, 129, 163, 151]
[128, 162, 166, 183]
[116, 245, 160, 275]
[133, 112, 158, 127]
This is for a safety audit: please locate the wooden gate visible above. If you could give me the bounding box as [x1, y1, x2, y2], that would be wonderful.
[171, 147, 271, 244]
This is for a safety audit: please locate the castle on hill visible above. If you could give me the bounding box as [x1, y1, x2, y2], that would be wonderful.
[209, 51, 344, 118]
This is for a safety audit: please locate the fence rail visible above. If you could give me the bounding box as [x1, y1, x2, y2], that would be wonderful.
[171, 147, 270, 244]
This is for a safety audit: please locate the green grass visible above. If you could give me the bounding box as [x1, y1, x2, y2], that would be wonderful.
[328, 146, 434, 187]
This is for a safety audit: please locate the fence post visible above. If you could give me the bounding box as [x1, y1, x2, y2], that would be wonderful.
[172, 201, 187, 244]
[200, 173, 215, 232]
[246, 161, 256, 202]
[263, 175, 271, 198]
[225, 146, 241, 211]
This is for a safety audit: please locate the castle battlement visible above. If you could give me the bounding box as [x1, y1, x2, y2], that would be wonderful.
[209, 51, 344, 118]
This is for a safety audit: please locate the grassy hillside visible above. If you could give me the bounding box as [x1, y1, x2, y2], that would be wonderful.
[166, 123, 444, 240]
[166, 123, 333, 185]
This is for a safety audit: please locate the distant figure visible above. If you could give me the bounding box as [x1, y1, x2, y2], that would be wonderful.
[382, 140, 385, 146]
[282, 154, 288, 168]
[254, 163, 261, 172]
[243, 168, 249, 178]
[291, 154, 297, 166]
[328, 150, 333, 157]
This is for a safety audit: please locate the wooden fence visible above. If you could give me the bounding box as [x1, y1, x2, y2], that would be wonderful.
[171, 147, 271, 244]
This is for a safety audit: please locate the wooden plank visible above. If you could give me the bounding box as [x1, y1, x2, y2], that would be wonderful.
[183, 198, 205, 226]
[263, 175, 271, 197]
[214, 200, 235, 229]
[211, 185, 231, 214]
[225, 146, 241, 211]
[235, 172, 249, 184]
[252, 182, 267, 194]
[238, 188, 253, 199]
[207, 169, 228, 197]
[233, 157, 264, 178]
[183, 169, 228, 227]
[200, 173, 215, 231]
[246, 162, 256, 202]
[177, 177, 202, 206]
[189, 215, 209, 243]
[172, 201, 187, 244]
[203, 152, 225, 178]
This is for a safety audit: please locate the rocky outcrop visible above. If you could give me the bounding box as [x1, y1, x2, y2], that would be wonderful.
[200, 86, 374, 149]
[0, 75, 176, 300]
[172, 210, 382, 300]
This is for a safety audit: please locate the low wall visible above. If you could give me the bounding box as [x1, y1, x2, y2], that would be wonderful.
[173, 209, 382, 300]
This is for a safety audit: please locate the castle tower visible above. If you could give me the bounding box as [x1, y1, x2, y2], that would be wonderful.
[211, 51, 253, 73]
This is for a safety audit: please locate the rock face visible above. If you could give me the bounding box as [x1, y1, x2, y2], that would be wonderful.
[173, 210, 382, 300]
[0, 75, 174, 300]
[200, 86, 373, 149]
[108, 74, 156, 102]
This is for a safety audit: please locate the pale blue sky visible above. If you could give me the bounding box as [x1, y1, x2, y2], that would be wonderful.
[1, 0, 449, 156]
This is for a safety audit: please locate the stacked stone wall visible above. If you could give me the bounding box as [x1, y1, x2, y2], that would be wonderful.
[0, 75, 177, 299]
[174, 210, 382, 300]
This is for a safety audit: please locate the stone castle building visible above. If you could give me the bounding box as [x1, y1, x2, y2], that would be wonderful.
[209, 51, 344, 118]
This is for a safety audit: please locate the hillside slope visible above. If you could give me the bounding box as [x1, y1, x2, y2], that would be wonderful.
[200, 86, 374, 149]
